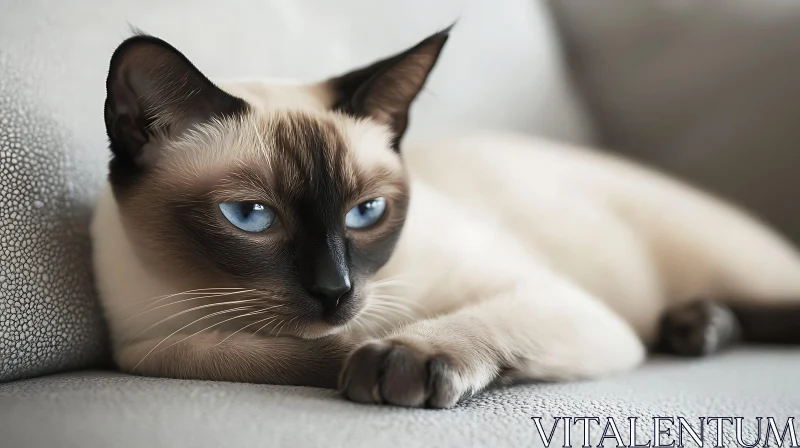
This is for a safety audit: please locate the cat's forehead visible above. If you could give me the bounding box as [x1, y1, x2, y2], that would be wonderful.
[160, 107, 404, 203]
[217, 79, 335, 112]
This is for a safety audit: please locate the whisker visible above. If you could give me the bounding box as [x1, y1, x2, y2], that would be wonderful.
[157, 308, 271, 354]
[367, 305, 415, 322]
[253, 316, 282, 336]
[369, 311, 397, 329]
[273, 316, 292, 336]
[351, 315, 369, 335]
[364, 303, 407, 321]
[118, 287, 249, 309]
[130, 298, 262, 339]
[130, 305, 258, 371]
[123, 290, 256, 322]
[214, 315, 279, 347]
[370, 294, 414, 301]
[370, 296, 425, 313]
[369, 298, 416, 309]
[359, 310, 391, 335]
[357, 317, 369, 334]
[285, 315, 300, 333]
[256, 303, 287, 313]
[370, 279, 420, 293]
[370, 282, 415, 292]
[269, 318, 287, 337]
[369, 300, 419, 316]
[369, 275, 414, 285]
[212, 302, 292, 346]
[132, 292, 236, 312]
[370, 294, 423, 304]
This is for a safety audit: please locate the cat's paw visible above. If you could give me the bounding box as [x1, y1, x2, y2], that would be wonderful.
[339, 337, 468, 408]
[659, 300, 741, 357]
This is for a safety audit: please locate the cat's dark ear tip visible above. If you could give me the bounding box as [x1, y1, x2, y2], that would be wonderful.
[411, 23, 454, 59]
[109, 34, 175, 67]
[106, 34, 186, 89]
[439, 22, 457, 37]
[127, 24, 151, 37]
[424, 23, 455, 46]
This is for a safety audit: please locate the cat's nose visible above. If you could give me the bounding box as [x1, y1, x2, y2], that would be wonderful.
[299, 233, 352, 313]
[309, 277, 352, 312]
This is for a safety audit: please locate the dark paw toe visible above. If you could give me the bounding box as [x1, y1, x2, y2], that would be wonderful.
[338, 340, 389, 404]
[379, 344, 430, 406]
[426, 355, 464, 408]
[659, 300, 740, 357]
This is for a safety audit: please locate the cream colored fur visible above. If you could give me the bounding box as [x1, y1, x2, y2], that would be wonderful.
[93, 79, 800, 406]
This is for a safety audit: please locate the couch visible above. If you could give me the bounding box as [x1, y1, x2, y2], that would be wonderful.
[2, 1, 799, 447]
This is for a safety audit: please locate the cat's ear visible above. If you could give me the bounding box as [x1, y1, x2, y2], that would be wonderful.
[328, 27, 451, 151]
[104, 35, 247, 169]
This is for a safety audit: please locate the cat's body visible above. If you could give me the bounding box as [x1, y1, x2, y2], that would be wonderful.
[93, 30, 800, 408]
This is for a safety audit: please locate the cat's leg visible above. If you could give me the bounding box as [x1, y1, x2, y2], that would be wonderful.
[116, 332, 355, 388]
[659, 299, 800, 357]
[339, 277, 645, 408]
[658, 300, 741, 357]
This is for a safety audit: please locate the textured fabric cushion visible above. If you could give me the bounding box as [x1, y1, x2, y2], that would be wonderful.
[1, 349, 798, 448]
[550, 0, 800, 246]
[0, 53, 107, 381]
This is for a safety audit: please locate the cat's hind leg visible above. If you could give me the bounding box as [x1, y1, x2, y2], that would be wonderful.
[658, 300, 741, 356]
[658, 299, 800, 357]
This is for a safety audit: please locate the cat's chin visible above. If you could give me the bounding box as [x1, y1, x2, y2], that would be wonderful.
[295, 322, 348, 340]
[292, 299, 365, 339]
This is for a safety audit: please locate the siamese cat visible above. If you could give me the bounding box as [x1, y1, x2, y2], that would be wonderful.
[93, 28, 800, 408]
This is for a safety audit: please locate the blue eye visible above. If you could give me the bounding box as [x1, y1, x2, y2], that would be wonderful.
[219, 202, 276, 232]
[345, 198, 387, 229]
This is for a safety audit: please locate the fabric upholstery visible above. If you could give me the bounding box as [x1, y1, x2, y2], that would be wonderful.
[2, 349, 799, 448]
[550, 0, 800, 247]
[0, 53, 107, 382]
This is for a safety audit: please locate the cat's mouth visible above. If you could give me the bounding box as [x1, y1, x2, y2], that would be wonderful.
[292, 290, 364, 339]
[322, 297, 358, 323]
[296, 313, 357, 339]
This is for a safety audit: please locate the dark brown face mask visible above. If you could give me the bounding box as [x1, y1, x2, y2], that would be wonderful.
[102, 29, 448, 329]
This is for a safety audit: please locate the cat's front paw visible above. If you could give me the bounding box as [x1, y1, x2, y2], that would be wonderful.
[339, 337, 468, 408]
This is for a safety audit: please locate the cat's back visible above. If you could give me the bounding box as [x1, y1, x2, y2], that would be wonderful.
[403, 132, 800, 339]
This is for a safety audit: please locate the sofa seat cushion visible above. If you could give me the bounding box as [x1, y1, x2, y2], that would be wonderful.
[2, 349, 798, 448]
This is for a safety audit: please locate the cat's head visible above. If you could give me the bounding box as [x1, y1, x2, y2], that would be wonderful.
[103, 30, 448, 338]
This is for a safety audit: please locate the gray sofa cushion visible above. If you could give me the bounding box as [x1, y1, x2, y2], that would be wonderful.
[1, 349, 798, 448]
[551, 0, 800, 246]
[0, 53, 107, 381]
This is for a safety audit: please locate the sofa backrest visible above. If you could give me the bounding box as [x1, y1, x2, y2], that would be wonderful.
[552, 0, 800, 247]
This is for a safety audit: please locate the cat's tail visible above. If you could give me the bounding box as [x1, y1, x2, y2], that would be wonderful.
[727, 302, 800, 344]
